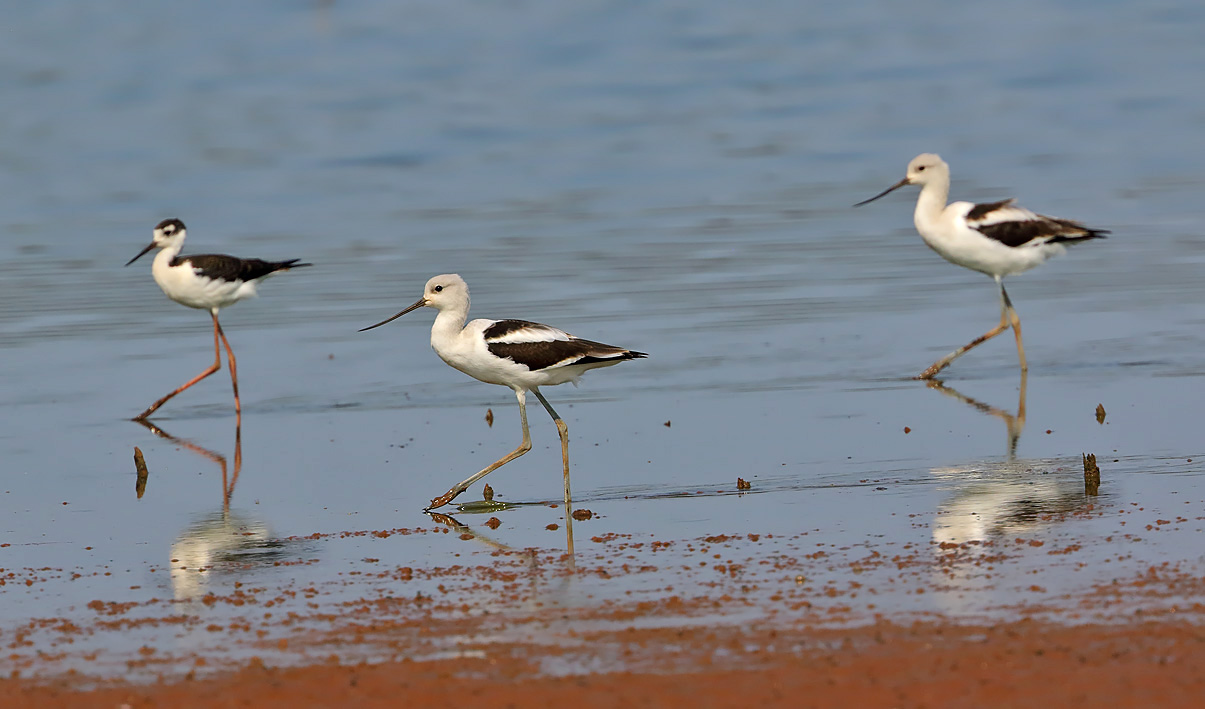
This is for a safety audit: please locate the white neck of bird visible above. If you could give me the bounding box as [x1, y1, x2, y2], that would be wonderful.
[158, 234, 186, 260]
[430, 303, 469, 344]
[152, 237, 185, 270]
[912, 176, 950, 232]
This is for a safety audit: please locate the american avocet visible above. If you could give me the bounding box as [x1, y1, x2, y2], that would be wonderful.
[126, 218, 310, 421]
[855, 154, 1108, 379]
[360, 274, 647, 510]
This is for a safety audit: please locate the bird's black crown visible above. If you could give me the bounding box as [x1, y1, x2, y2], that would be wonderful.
[155, 218, 186, 234]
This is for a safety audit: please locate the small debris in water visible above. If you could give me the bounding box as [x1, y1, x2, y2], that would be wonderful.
[1083, 453, 1101, 496]
[485, 408, 494, 427]
[482, 484, 494, 501]
[572, 508, 593, 521]
[664, 420, 671, 427]
[1046, 429, 1053, 434]
[903, 426, 911, 434]
[545, 523, 559, 531]
[484, 517, 501, 530]
[134, 447, 149, 500]
[736, 478, 752, 491]
[1096, 403, 1107, 424]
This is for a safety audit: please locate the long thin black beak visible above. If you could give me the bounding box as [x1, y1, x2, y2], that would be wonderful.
[853, 177, 911, 207]
[359, 297, 428, 332]
[125, 241, 157, 266]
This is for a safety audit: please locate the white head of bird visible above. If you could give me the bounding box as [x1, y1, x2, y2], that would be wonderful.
[902, 153, 949, 187]
[359, 274, 470, 332]
[854, 153, 951, 207]
[126, 218, 188, 266]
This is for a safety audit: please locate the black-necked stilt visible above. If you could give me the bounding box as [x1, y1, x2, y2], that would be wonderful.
[360, 274, 647, 510]
[855, 154, 1108, 379]
[126, 218, 310, 421]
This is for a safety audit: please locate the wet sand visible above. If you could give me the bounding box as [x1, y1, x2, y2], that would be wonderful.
[5, 613, 1203, 708]
[4, 514, 1204, 707]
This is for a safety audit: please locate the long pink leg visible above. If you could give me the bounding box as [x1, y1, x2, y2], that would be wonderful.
[134, 311, 223, 420]
[214, 314, 241, 419]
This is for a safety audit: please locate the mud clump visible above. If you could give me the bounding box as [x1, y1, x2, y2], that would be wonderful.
[134, 447, 149, 499]
[484, 517, 502, 530]
[572, 509, 594, 521]
[736, 478, 752, 491]
[1083, 453, 1101, 496]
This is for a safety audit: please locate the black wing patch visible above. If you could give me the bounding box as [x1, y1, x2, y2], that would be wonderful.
[487, 339, 646, 371]
[482, 319, 546, 340]
[973, 218, 1109, 248]
[172, 254, 311, 282]
[965, 199, 1016, 221]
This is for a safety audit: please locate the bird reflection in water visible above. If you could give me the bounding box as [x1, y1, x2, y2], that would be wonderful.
[134, 420, 290, 604]
[430, 494, 579, 572]
[922, 375, 1102, 613]
[926, 372, 1027, 460]
[426, 509, 580, 619]
[925, 373, 1099, 545]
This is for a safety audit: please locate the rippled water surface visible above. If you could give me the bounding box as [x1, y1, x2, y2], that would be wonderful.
[3, 0, 1205, 675]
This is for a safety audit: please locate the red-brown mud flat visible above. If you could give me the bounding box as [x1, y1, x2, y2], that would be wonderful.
[3, 620, 1203, 708]
[3, 511, 1205, 707]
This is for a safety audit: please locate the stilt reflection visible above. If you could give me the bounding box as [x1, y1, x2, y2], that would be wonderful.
[134, 420, 292, 603]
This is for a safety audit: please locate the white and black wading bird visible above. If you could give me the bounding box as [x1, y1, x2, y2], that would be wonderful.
[126, 218, 310, 420]
[855, 154, 1107, 379]
[360, 274, 646, 510]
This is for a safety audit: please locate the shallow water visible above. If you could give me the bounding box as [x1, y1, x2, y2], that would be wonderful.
[3, 0, 1205, 677]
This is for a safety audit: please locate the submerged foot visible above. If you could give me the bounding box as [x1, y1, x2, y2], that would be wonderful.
[425, 488, 461, 511]
[915, 363, 946, 380]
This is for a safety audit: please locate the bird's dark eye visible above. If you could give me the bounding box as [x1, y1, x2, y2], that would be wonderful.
[433, 285, 443, 293]
[917, 166, 926, 172]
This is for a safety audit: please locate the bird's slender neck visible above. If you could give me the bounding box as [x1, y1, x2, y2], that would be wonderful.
[429, 300, 470, 347]
[913, 175, 950, 233]
[156, 234, 186, 263]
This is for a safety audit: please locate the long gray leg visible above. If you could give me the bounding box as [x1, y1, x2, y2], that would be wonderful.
[531, 387, 571, 506]
[426, 389, 532, 510]
[1001, 282, 1027, 372]
[917, 276, 1012, 379]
